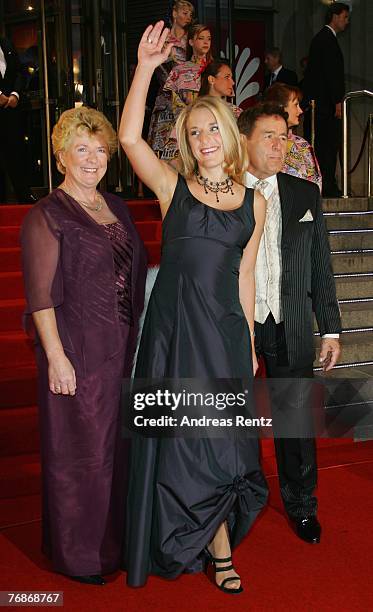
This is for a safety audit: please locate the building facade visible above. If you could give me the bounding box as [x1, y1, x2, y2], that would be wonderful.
[0, 0, 371, 198]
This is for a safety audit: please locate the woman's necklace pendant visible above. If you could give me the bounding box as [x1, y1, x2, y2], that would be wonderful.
[195, 171, 234, 204]
[61, 186, 103, 212]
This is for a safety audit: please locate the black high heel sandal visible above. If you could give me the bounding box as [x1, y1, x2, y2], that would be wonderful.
[205, 550, 243, 595]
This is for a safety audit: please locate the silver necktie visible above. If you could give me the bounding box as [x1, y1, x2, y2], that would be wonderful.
[253, 179, 269, 196]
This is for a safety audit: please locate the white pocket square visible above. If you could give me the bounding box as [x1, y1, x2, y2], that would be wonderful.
[299, 209, 313, 222]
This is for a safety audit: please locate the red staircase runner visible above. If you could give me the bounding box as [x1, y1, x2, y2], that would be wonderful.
[1, 200, 373, 610]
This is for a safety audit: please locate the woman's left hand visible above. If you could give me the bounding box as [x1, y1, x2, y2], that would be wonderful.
[138, 21, 173, 68]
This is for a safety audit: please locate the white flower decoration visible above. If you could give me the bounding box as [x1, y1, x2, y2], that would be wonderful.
[221, 39, 260, 106]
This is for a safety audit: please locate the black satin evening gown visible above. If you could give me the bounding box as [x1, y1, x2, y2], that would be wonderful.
[125, 175, 268, 586]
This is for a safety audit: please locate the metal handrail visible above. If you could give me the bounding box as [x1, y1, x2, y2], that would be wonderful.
[369, 113, 373, 198]
[310, 100, 315, 149]
[41, 0, 53, 194]
[342, 90, 373, 198]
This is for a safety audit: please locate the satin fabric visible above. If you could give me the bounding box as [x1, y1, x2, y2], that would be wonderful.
[21, 190, 147, 378]
[125, 175, 268, 586]
[21, 194, 147, 576]
[36, 332, 129, 576]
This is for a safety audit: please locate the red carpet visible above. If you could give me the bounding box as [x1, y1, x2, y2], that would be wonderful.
[1, 201, 372, 610]
[1, 443, 373, 611]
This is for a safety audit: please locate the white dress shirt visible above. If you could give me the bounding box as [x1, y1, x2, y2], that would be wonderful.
[0, 45, 7, 78]
[325, 25, 337, 37]
[245, 172, 283, 324]
[0, 43, 20, 99]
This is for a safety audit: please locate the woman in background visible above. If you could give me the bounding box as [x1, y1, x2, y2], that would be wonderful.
[263, 82, 322, 190]
[148, 1, 194, 155]
[157, 23, 213, 160]
[199, 61, 242, 119]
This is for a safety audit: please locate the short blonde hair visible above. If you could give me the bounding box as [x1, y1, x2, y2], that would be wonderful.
[52, 106, 117, 174]
[173, 1, 194, 15]
[176, 96, 247, 183]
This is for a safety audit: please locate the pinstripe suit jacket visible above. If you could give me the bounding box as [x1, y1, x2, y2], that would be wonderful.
[276, 172, 341, 368]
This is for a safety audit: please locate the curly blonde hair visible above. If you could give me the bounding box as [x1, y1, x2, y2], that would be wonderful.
[176, 96, 248, 183]
[52, 106, 117, 174]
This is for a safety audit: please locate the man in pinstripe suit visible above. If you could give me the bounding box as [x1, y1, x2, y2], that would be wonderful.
[238, 103, 341, 544]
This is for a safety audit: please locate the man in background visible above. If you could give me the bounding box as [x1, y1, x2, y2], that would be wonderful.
[303, 2, 350, 197]
[0, 35, 35, 203]
[264, 47, 298, 90]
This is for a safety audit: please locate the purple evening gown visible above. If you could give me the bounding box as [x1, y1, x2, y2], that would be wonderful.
[34, 221, 134, 576]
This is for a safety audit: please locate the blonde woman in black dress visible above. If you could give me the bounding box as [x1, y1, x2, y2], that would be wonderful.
[120, 22, 267, 595]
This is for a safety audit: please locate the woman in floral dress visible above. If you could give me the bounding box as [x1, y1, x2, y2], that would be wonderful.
[263, 82, 322, 191]
[147, 1, 194, 154]
[151, 23, 213, 161]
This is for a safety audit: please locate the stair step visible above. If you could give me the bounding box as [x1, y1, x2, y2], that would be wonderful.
[0, 247, 21, 272]
[0, 298, 25, 332]
[314, 301, 373, 331]
[316, 331, 373, 365]
[0, 405, 39, 456]
[0, 365, 37, 409]
[328, 230, 373, 251]
[331, 252, 373, 274]
[325, 211, 373, 230]
[0, 226, 20, 248]
[0, 452, 41, 499]
[135, 220, 162, 242]
[0, 493, 41, 529]
[128, 202, 161, 221]
[335, 274, 373, 300]
[0, 272, 24, 299]
[0, 205, 31, 226]
[0, 331, 35, 368]
[322, 197, 372, 212]
[146, 241, 161, 265]
[318, 364, 373, 377]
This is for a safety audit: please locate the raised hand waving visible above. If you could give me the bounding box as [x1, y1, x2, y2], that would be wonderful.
[138, 21, 173, 68]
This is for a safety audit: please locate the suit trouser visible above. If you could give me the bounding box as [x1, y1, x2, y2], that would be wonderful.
[255, 314, 317, 519]
[304, 110, 341, 196]
[0, 106, 32, 202]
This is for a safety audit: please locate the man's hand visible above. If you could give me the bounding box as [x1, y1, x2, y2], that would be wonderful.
[335, 102, 342, 119]
[5, 94, 18, 108]
[0, 93, 9, 107]
[319, 338, 341, 372]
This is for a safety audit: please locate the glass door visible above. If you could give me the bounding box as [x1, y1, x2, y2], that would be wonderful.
[2, 0, 127, 197]
[70, 0, 127, 192]
[2, 0, 73, 197]
[94, 0, 127, 192]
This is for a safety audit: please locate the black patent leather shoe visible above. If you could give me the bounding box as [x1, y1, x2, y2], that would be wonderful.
[70, 574, 106, 585]
[291, 516, 321, 544]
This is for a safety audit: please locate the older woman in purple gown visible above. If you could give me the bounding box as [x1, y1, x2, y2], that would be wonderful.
[20, 107, 147, 585]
